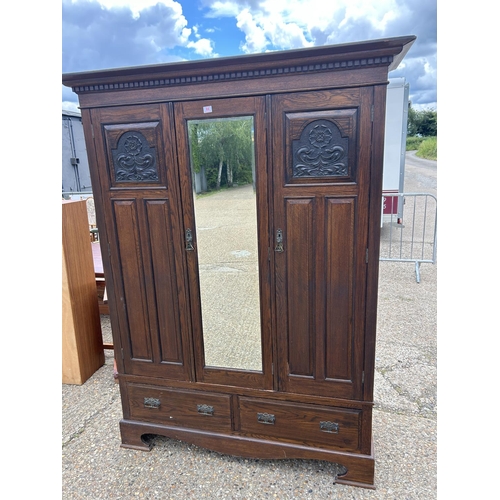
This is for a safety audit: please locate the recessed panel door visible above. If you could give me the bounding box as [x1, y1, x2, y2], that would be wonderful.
[271, 88, 374, 400]
[89, 103, 194, 380]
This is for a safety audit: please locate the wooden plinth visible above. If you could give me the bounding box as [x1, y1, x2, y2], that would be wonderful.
[119, 419, 375, 489]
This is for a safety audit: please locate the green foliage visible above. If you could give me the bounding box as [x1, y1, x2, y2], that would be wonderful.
[407, 105, 437, 137]
[189, 123, 202, 173]
[416, 136, 437, 160]
[188, 117, 254, 191]
[406, 104, 437, 160]
[406, 136, 424, 150]
[406, 135, 437, 160]
[419, 110, 437, 136]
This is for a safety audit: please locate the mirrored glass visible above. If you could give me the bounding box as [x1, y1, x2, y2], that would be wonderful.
[187, 117, 262, 371]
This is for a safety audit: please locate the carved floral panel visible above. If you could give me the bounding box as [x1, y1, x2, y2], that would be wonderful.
[112, 130, 159, 182]
[292, 119, 349, 178]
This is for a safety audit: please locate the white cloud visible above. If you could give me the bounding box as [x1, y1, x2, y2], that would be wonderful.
[267, 18, 312, 50]
[62, 0, 217, 71]
[187, 38, 218, 57]
[204, 0, 242, 17]
[236, 9, 269, 53]
[339, 0, 400, 29]
[205, 0, 405, 55]
[203, 0, 436, 110]
[206, 0, 404, 50]
[94, 0, 180, 18]
[235, 7, 313, 53]
[62, 102, 81, 114]
[186, 22, 217, 57]
[63, 0, 436, 111]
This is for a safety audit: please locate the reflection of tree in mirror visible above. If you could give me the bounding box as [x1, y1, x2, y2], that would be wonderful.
[188, 117, 254, 191]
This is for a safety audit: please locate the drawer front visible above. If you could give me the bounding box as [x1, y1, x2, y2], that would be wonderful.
[127, 384, 232, 432]
[238, 397, 361, 452]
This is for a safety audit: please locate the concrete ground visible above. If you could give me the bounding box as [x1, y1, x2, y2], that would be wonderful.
[62, 152, 437, 499]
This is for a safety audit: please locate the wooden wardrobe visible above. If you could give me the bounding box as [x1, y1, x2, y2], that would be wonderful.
[63, 35, 415, 488]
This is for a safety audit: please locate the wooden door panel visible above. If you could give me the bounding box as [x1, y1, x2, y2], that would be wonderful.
[277, 195, 361, 399]
[272, 88, 372, 400]
[113, 199, 152, 361]
[324, 197, 355, 382]
[283, 198, 314, 377]
[145, 199, 183, 364]
[90, 104, 193, 381]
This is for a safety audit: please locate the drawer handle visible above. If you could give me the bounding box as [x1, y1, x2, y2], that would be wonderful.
[257, 412, 276, 425]
[197, 404, 214, 416]
[320, 421, 339, 433]
[144, 397, 161, 409]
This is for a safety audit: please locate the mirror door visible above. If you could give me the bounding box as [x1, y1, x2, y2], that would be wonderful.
[174, 97, 273, 389]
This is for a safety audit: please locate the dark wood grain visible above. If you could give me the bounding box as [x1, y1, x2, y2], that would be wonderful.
[272, 89, 369, 401]
[127, 384, 232, 433]
[119, 419, 375, 489]
[238, 397, 361, 452]
[63, 36, 417, 489]
[89, 103, 194, 381]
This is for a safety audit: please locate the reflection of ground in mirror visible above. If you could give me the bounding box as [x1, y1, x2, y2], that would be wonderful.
[193, 184, 262, 371]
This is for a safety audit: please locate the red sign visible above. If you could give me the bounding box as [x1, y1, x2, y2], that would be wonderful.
[382, 195, 399, 215]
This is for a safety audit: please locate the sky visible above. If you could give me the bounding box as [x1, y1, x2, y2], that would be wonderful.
[62, 0, 437, 112]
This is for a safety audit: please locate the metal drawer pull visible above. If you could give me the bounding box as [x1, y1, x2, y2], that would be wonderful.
[185, 228, 195, 251]
[275, 229, 284, 252]
[257, 412, 276, 425]
[197, 404, 214, 416]
[144, 397, 161, 409]
[320, 421, 339, 433]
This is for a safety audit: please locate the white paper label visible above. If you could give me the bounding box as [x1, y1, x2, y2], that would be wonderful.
[203, 106, 213, 113]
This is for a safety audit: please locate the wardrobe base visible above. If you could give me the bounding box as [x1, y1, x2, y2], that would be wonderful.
[119, 419, 375, 489]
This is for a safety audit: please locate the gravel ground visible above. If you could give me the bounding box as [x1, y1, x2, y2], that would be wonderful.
[62, 152, 437, 499]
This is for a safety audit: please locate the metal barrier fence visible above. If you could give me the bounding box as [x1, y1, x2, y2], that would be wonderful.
[379, 193, 437, 283]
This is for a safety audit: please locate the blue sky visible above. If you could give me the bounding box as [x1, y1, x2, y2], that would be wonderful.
[62, 0, 437, 112]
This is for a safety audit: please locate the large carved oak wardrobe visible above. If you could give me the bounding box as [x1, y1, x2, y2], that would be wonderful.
[63, 35, 415, 488]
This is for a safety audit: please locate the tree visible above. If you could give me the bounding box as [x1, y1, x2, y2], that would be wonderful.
[407, 104, 437, 137]
[188, 118, 254, 191]
[418, 109, 437, 136]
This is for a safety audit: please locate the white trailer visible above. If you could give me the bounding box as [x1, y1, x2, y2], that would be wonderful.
[382, 77, 410, 225]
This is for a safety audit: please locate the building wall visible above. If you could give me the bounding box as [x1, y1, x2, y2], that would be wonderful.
[62, 111, 92, 195]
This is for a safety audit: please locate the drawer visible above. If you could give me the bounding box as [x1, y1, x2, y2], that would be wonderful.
[127, 384, 232, 433]
[238, 397, 361, 452]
